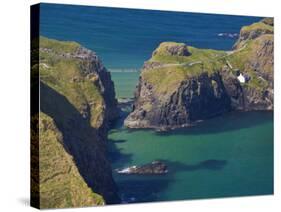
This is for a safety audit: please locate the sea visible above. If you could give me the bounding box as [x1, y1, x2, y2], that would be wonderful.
[39, 3, 273, 203]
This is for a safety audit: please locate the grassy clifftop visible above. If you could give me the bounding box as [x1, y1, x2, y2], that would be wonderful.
[141, 18, 273, 96]
[240, 21, 273, 34]
[125, 18, 273, 129]
[32, 37, 119, 208]
[39, 36, 105, 128]
[233, 18, 273, 49]
[143, 43, 226, 95]
[227, 34, 273, 90]
[40, 37, 80, 53]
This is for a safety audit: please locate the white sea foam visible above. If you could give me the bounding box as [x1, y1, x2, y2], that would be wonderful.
[217, 33, 239, 38]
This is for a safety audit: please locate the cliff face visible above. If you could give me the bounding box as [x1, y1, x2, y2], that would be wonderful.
[224, 20, 274, 110]
[125, 18, 273, 130]
[233, 18, 273, 50]
[34, 37, 119, 208]
[126, 71, 231, 129]
[32, 113, 104, 208]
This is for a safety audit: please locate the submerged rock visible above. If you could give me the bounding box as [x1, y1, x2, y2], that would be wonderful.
[115, 161, 168, 175]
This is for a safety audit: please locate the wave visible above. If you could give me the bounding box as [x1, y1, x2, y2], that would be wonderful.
[217, 32, 239, 39]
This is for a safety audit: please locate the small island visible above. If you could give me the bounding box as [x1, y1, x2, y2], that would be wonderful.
[125, 18, 273, 130]
[31, 3, 274, 208]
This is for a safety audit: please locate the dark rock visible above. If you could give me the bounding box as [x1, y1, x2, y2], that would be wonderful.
[261, 17, 274, 26]
[116, 161, 168, 175]
[125, 19, 273, 130]
[165, 44, 190, 56]
[152, 42, 191, 57]
[125, 72, 232, 129]
[232, 19, 273, 50]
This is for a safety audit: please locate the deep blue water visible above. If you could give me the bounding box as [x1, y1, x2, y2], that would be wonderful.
[39, 3, 262, 70]
[39, 3, 273, 204]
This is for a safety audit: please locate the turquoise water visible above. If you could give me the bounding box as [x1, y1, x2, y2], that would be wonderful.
[109, 110, 273, 203]
[39, 4, 273, 203]
[109, 72, 273, 203]
[110, 72, 140, 98]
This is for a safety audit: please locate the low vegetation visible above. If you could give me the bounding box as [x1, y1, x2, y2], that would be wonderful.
[142, 19, 273, 95]
[39, 36, 105, 128]
[33, 37, 113, 208]
[39, 112, 104, 208]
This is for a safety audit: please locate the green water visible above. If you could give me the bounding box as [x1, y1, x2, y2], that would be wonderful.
[110, 72, 140, 98]
[108, 72, 273, 203]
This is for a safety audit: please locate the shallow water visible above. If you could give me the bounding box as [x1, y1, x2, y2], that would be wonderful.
[39, 4, 273, 203]
[108, 110, 273, 203]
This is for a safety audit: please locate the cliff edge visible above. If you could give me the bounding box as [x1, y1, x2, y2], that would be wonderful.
[31, 37, 119, 208]
[125, 18, 273, 130]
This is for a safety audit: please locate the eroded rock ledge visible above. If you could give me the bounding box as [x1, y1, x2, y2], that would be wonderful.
[125, 18, 274, 130]
[33, 37, 120, 208]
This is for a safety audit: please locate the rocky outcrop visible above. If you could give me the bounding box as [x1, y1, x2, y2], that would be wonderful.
[261, 17, 274, 26]
[152, 42, 191, 57]
[233, 18, 273, 50]
[125, 72, 231, 129]
[33, 37, 120, 208]
[125, 18, 273, 130]
[115, 161, 168, 175]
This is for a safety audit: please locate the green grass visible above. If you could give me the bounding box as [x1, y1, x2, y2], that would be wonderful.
[141, 19, 273, 96]
[143, 44, 226, 95]
[40, 36, 80, 54]
[233, 21, 273, 49]
[241, 22, 273, 34]
[38, 113, 104, 208]
[261, 17, 274, 26]
[227, 34, 272, 90]
[39, 37, 105, 128]
[151, 44, 226, 64]
[36, 37, 110, 208]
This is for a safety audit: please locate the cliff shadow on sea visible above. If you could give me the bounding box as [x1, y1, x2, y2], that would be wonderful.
[111, 97, 273, 137]
[155, 111, 273, 137]
[107, 138, 134, 165]
[111, 159, 227, 203]
[110, 108, 273, 137]
[108, 103, 271, 203]
[108, 108, 229, 203]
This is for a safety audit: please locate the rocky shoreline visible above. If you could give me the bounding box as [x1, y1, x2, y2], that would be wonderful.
[36, 37, 120, 207]
[33, 17, 274, 208]
[125, 18, 274, 131]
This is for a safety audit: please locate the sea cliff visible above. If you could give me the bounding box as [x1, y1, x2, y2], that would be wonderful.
[125, 18, 273, 130]
[31, 37, 119, 208]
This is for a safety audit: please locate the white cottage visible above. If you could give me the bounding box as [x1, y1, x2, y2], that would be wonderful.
[237, 73, 245, 83]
